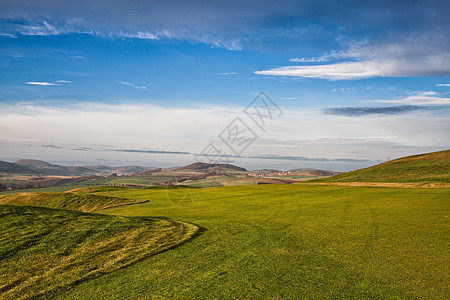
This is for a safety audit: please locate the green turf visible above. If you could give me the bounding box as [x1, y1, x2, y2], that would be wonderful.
[0, 204, 198, 299]
[188, 180, 223, 188]
[47, 184, 449, 299]
[0, 178, 115, 195]
[314, 149, 450, 183]
[0, 189, 147, 212]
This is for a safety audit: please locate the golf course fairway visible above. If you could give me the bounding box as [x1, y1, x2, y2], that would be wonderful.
[45, 184, 449, 299]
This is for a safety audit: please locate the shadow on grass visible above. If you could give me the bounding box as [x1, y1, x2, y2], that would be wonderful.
[39, 216, 206, 299]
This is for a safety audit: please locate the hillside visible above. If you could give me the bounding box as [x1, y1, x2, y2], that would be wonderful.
[313, 149, 450, 183]
[0, 160, 39, 174]
[6, 159, 148, 176]
[132, 168, 163, 176]
[0, 188, 147, 212]
[83, 165, 148, 175]
[0, 204, 198, 299]
[15, 159, 97, 176]
[290, 168, 341, 177]
[175, 162, 247, 172]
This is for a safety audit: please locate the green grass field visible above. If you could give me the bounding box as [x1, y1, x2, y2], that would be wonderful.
[314, 149, 450, 184]
[27, 184, 447, 299]
[0, 204, 198, 299]
[0, 188, 148, 212]
[1, 149, 449, 299]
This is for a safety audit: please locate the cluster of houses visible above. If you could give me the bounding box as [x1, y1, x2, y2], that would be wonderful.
[247, 171, 291, 178]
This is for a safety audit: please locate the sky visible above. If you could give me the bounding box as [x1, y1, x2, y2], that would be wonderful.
[0, 0, 449, 171]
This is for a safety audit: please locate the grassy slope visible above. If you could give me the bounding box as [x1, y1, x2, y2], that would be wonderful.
[53, 185, 449, 299]
[313, 149, 450, 184]
[0, 188, 147, 212]
[0, 205, 198, 299]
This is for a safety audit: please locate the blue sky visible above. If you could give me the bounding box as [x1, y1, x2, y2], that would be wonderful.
[0, 0, 449, 171]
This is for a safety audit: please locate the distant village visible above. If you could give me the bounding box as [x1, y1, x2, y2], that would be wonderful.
[247, 171, 291, 178]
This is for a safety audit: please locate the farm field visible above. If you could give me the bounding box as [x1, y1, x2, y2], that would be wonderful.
[26, 183, 448, 299]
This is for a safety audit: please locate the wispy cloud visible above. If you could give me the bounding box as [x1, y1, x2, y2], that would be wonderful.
[114, 149, 189, 155]
[323, 105, 438, 116]
[289, 56, 329, 63]
[26, 80, 71, 86]
[114, 31, 159, 40]
[1, 21, 242, 50]
[0, 33, 17, 38]
[257, 34, 450, 80]
[41, 144, 62, 149]
[436, 83, 450, 87]
[214, 72, 239, 75]
[366, 91, 450, 106]
[19, 21, 65, 36]
[249, 154, 371, 163]
[117, 81, 148, 90]
[26, 81, 56, 86]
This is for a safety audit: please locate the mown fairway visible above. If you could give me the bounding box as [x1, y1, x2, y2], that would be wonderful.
[0, 198, 198, 299]
[51, 184, 449, 299]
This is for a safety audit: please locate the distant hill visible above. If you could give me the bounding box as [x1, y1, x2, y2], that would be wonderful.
[0, 161, 39, 175]
[132, 168, 162, 176]
[82, 165, 148, 175]
[15, 159, 95, 176]
[8, 159, 148, 176]
[251, 169, 280, 174]
[290, 168, 341, 177]
[175, 162, 247, 173]
[314, 149, 450, 183]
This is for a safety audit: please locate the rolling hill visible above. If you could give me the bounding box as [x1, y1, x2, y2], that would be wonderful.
[14, 159, 95, 176]
[3, 159, 148, 176]
[175, 162, 247, 173]
[312, 149, 450, 184]
[0, 160, 39, 174]
[0, 188, 148, 212]
[290, 168, 342, 177]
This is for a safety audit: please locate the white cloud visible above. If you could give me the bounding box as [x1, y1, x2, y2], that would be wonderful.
[0, 102, 448, 170]
[25, 81, 56, 86]
[289, 56, 329, 63]
[115, 31, 159, 40]
[19, 21, 65, 36]
[2, 21, 242, 50]
[117, 81, 148, 90]
[0, 33, 18, 38]
[214, 72, 239, 75]
[26, 80, 71, 85]
[436, 83, 450, 87]
[257, 34, 450, 80]
[365, 91, 450, 106]
[256, 58, 450, 80]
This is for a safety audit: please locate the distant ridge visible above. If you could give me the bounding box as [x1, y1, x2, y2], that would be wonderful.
[1, 159, 148, 176]
[289, 168, 341, 177]
[14, 159, 97, 176]
[0, 160, 39, 174]
[175, 162, 247, 172]
[132, 168, 162, 176]
[314, 149, 450, 183]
